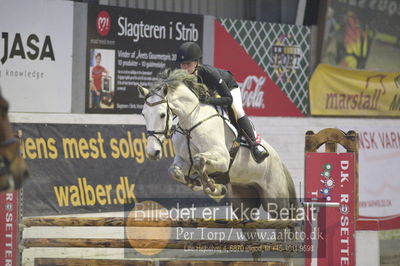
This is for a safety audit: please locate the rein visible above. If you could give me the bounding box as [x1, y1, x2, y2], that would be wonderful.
[175, 102, 200, 127]
[143, 81, 204, 144]
[144, 80, 223, 178]
[175, 113, 220, 177]
[143, 88, 220, 170]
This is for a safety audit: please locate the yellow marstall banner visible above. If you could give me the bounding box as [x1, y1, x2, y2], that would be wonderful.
[309, 64, 400, 116]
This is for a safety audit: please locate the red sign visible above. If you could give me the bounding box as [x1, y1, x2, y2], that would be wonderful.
[305, 153, 355, 266]
[96, 10, 111, 36]
[0, 191, 20, 266]
[214, 20, 304, 117]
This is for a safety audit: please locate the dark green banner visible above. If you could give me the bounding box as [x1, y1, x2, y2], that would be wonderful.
[15, 123, 205, 216]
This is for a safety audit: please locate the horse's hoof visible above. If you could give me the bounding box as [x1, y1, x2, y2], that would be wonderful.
[216, 184, 227, 196]
[168, 166, 186, 184]
[205, 184, 226, 197]
[184, 176, 201, 191]
[190, 184, 203, 192]
[206, 189, 227, 202]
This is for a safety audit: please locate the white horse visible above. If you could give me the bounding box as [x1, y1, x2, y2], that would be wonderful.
[139, 69, 298, 260]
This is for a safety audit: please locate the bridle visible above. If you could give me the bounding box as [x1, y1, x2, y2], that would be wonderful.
[143, 90, 174, 146]
[143, 82, 221, 177]
[143, 83, 204, 143]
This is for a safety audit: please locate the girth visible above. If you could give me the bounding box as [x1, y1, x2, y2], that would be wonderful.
[209, 139, 240, 185]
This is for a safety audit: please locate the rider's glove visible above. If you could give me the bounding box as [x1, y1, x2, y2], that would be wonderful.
[199, 94, 211, 104]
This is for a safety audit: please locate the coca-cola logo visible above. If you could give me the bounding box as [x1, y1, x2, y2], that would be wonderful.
[239, 75, 266, 109]
[96, 11, 111, 36]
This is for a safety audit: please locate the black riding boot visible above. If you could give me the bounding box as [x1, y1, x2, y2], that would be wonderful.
[237, 116, 269, 163]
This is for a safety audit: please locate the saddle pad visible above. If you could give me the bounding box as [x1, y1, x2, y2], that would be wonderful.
[214, 106, 238, 138]
[214, 106, 263, 147]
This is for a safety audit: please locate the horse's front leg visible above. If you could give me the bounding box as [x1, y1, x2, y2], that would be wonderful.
[168, 155, 203, 191]
[193, 149, 229, 197]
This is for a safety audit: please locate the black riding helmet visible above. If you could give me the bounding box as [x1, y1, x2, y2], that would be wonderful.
[176, 42, 202, 63]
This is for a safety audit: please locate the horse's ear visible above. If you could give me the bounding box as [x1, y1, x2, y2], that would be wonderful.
[163, 84, 168, 96]
[137, 85, 149, 98]
[157, 68, 171, 79]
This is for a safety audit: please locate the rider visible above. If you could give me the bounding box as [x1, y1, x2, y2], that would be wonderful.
[176, 42, 269, 163]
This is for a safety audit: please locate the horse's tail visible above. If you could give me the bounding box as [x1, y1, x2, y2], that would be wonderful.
[283, 163, 299, 211]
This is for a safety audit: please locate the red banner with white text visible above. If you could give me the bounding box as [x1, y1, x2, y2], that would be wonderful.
[305, 153, 355, 266]
[0, 192, 19, 266]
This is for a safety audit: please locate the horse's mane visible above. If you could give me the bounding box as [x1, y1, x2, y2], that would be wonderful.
[151, 69, 210, 98]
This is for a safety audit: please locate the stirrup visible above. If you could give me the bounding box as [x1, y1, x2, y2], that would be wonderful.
[251, 143, 269, 163]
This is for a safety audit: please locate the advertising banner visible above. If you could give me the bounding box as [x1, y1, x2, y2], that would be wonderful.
[357, 128, 400, 227]
[0, 0, 73, 112]
[86, 5, 203, 114]
[305, 153, 355, 266]
[0, 191, 19, 266]
[15, 123, 204, 217]
[310, 64, 400, 116]
[215, 18, 310, 116]
[321, 0, 400, 71]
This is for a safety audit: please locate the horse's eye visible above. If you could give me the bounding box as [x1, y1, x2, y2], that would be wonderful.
[160, 113, 166, 119]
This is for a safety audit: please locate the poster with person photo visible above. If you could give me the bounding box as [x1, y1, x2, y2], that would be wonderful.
[85, 4, 203, 114]
[88, 48, 115, 110]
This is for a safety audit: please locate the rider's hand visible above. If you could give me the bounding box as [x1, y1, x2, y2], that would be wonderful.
[199, 94, 211, 104]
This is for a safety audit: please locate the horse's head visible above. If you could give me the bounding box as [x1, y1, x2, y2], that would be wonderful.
[0, 93, 29, 191]
[138, 84, 173, 160]
[138, 69, 207, 160]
